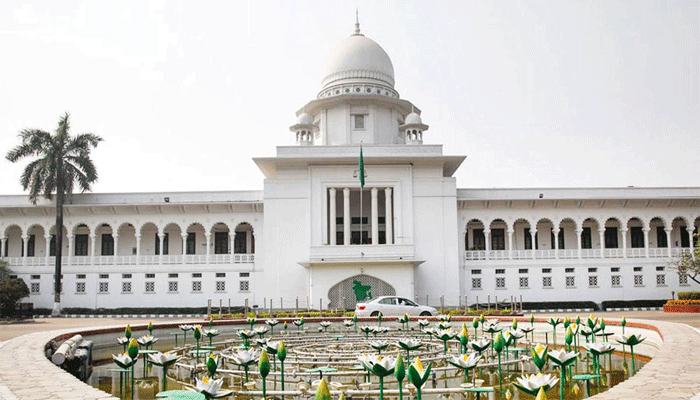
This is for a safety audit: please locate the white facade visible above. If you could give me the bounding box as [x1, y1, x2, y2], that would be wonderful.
[1, 26, 699, 310]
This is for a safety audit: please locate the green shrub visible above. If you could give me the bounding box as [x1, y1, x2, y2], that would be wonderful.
[0, 278, 29, 317]
[277, 311, 289, 318]
[499, 309, 512, 315]
[678, 291, 700, 300]
[601, 299, 667, 310]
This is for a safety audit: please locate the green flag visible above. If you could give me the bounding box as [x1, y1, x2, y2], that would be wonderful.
[358, 146, 365, 188]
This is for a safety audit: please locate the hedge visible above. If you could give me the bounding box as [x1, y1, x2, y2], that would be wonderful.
[600, 299, 667, 310]
[678, 291, 700, 300]
[521, 301, 599, 311]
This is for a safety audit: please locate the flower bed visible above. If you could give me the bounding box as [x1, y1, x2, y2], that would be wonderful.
[664, 299, 700, 313]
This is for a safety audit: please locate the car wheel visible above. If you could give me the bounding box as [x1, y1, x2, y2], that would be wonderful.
[370, 311, 380, 317]
[420, 311, 432, 317]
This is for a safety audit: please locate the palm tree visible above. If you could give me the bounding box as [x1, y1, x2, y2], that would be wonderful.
[6, 113, 102, 316]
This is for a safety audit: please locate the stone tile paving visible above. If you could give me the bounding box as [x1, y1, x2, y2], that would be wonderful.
[590, 319, 700, 400]
[0, 315, 699, 399]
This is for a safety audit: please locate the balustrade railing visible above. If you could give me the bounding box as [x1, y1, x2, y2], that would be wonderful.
[463, 246, 690, 261]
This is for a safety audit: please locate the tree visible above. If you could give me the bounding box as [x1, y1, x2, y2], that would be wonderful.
[6, 113, 102, 316]
[669, 233, 700, 285]
[0, 278, 29, 317]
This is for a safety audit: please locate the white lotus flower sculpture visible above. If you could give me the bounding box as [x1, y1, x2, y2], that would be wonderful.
[397, 338, 422, 364]
[223, 348, 260, 382]
[547, 349, 578, 399]
[513, 373, 559, 396]
[147, 352, 181, 391]
[447, 352, 481, 382]
[192, 376, 233, 399]
[112, 353, 137, 369]
[136, 334, 158, 349]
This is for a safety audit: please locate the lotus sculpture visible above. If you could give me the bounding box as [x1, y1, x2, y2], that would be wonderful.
[547, 349, 578, 399]
[148, 351, 181, 390]
[547, 317, 562, 347]
[136, 334, 158, 350]
[395, 354, 406, 400]
[513, 373, 559, 396]
[531, 343, 548, 373]
[369, 340, 389, 355]
[407, 357, 432, 400]
[447, 352, 481, 382]
[224, 348, 260, 382]
[397, 338, 422, 364]
[470, 338, 491, 358]
[265, 318, 279, 335]
[433, 328, 458, 355]
[319, 321, 332, 332]
[616, 334, 646, 375]
[192, 376, 233, 399]
[203, 328, 220, 347]
[246, 316, 256, 330]
[359, 354, 396, 400]
[179, 324, 193, 345]
[258, 349, 270, 398]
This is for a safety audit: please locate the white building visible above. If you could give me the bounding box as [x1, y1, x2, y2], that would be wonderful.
[1, 24, 698, 311]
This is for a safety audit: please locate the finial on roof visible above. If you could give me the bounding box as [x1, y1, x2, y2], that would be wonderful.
[354, 9, 362, 35]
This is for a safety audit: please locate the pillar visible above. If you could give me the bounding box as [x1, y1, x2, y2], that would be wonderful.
[90, 234, 97, 261]
[384, 187, 393, 245]
[329, 188, 337, 245]
[621, 228, 628, 258]
[68, 234, 74, 262]
[45, 235, 51, 262]
[553, 228, 559, 259]
[206, 233, 211, 260]
[530, 229, 536, 259]
[507, 229, 514, 260]
[643, 228, 650, 258]
[23, 235, 29, 265]
[598, 229, 605, 258]
[484, 229, 491, 260]
[135, 234, 141, 265]
[113, 234, 119, 257]
[665, 228, 672, 257]
[343, 188, 350, 245]
[576, 228, 583, 259]
[371, 187, 378, 245]
[183, 234, 189, 264]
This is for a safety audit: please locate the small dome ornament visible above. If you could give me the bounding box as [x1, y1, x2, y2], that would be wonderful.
[400, 107, 428, 145]
[290, 111, 317, 146]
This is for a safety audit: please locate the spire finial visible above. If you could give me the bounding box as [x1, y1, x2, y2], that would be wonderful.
[354, 9, 361, 35]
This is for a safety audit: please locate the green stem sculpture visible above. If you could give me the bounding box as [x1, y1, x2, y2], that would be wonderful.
[277, 341, 287, 392]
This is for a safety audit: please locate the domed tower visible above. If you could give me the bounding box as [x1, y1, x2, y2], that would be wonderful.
[289, 112, 316, 146]
[400, 110, 429, 145]
[290, 19, 425, 146]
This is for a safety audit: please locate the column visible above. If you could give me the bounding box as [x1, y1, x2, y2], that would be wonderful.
[371, 187, 379, 245]
[90, 234, 97, 262]
[135, 235, 141, 265]
[530, 229, 536, 259]
[343, 188, 350, 245]
[329, 188, 337, 245]
[206, 234, 211, 261]
[507, 229, 514, 260]
[384, 187, 393, 245]
[45, 235, 51, 263]
[598, 229, 605, 258]
[484, 229, 491, 260]
[68, 234, 74, 263]
[665, 228, 672, 257]
[643, 228, 650, 258]
[183, 234, 189, 264]
[621, 228, 628, 258]
[553, 228, 559, 259]
[114, 234, 119, 257]
[160, 233, 165, 256]
[23, 236, 29, 266]
[576, 228, 583, 259]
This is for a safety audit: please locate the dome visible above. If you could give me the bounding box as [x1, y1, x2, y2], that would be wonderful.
[405, 112, 422, 125]
[320, 34, 395, 93]
[297, 112, 313, 125]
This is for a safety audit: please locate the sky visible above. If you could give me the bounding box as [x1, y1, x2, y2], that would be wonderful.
[0, 0, 698, 195]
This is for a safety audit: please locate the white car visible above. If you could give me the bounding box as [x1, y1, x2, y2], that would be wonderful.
[355, 296, 437, 317]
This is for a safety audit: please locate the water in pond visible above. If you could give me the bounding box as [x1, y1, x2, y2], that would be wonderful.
[87, 323, 647, 399]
